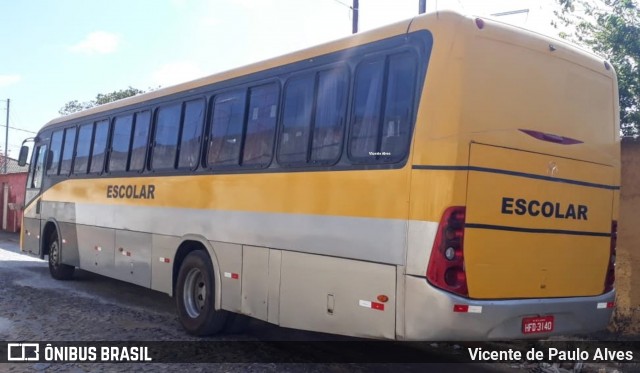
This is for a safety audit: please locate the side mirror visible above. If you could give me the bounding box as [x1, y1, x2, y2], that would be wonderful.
[18, 145, 29, 167]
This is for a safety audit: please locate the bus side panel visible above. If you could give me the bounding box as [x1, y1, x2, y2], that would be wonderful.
[22, 215, 41, 256]
[279, 251, 396, 339]
[41, 201, 79, 265]
[114, 230, 151, 288]
[213, 241, 243, 313]
[241, 245, 269, 321]
[151, 234, 180, 295]
[267, 249, 282, 325]
[76, 225, 115, 277]
[58, 221, 79, 267]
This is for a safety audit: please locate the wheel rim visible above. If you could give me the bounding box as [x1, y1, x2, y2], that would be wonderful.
[49, 239, 59, 268]
[183, 268, 206, 318]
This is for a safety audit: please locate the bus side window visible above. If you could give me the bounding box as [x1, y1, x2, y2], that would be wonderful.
[311, 68, 347, 164]
[89, 120, 110, 174]
[129, 111, 150, 172]
[349, 52, 417, 163]
[208, 90, 246, 167]
[349, 58, 385, 161]
[46, 130, 63, 176]
[109, 115, 134, 173]
[278, 74, 314, 165]
[59, 127, 77, 176]
[31, 145, 48, 189]
[74, 123, 94, 175]
[242, 83, 278, 167]
[152, 104, 181, 170]
[178, 99, 205, 170]
[380, 52, 417, 162]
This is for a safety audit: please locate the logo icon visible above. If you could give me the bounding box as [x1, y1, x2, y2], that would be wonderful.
[548, 161, 558, 177]
[7, 343, 39, 361]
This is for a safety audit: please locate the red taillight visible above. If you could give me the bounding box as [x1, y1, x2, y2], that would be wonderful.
[604, 220, 617, 293]
[427, 206, 468, 297]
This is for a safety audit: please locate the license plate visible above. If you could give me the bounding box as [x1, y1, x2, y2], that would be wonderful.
[522, 315, 554, 334]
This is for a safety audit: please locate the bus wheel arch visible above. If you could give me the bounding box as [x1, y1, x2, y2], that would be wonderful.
[42, 220, 74, 280]
[172, 237, 222, 307]
[173, 240, 228, 335]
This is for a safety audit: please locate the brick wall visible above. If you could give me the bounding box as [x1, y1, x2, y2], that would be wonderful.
[616, 139, 640, 332]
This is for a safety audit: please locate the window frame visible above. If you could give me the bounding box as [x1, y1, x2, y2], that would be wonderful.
[347, 48, 419, 165]
[206, 88, 248, 170]
[107, 113, 135, 175]
[276, 72, 316, 167]
[276, 65, 350, 168]
[205, 79, 280, 171]
[46, 130, 64, 176]
[59, 126, 78, 177]
[241, 81, 280, 169]
[72, 122, 95, 176]
[88, 119, 111, 175]
[150, 102, 183, 172]
[177, 98, 207, 171]
[129, 110, 151, 174]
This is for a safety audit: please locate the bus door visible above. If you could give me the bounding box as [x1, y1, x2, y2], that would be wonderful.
[22, 142, 48, 257]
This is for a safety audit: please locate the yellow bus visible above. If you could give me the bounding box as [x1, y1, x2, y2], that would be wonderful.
[18, 10, 620, 340]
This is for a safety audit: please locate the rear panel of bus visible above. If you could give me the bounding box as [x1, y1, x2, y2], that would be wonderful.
[404, 12, 619, 339]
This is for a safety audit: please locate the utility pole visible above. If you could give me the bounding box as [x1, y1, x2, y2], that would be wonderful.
[3, 99, 8, 175]
[419, 0, 426, 14]
[352, 0, 359, 34]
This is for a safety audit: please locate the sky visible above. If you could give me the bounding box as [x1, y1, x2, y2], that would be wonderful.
[0, 0, 560, 158]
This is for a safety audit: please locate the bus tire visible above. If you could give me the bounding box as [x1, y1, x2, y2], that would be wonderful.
[48, 229, 75, 280]
[175, 250, 228, 336]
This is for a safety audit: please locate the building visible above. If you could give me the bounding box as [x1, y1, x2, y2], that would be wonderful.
[0, 157, 29, 232]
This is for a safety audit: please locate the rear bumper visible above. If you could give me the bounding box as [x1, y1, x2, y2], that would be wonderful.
[402, 275, 614, 340]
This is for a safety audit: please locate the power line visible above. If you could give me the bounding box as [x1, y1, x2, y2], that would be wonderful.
[331, 0, 352, 9]
[2, 104, 37, 134]
[491, 8, 530, 17]
[6, 126, 36, 135]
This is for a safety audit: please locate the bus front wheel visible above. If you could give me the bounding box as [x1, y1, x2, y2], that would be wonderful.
[175, 250, 228, 336]
[48, 230, 75, 280]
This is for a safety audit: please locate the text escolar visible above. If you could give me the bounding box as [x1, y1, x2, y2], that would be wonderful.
[501, 197, 588, 220]
[106, 184, 156, 199]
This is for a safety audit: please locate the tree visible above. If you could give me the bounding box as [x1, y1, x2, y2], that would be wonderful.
[554, 0, 640, 137]
[58, 86, 147, 116]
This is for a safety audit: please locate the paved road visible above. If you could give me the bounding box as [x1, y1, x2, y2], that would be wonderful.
[0, 231, 629, 372]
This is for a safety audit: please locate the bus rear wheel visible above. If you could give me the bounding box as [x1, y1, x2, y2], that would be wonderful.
[48, 230, 75, 280]
[175, 250, 228, 336]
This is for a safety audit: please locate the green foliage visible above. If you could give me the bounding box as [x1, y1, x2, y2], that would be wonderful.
[58, 86, 147, 116]
[554, 0, 640, 137]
